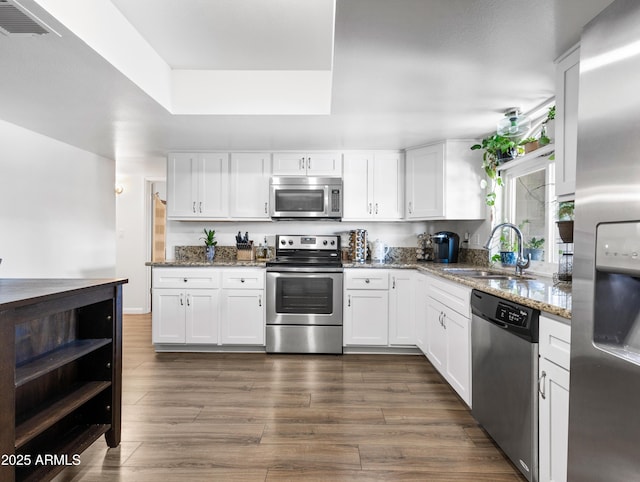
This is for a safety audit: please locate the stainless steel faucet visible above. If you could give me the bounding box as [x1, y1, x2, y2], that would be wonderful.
[484, 223, 531, 275]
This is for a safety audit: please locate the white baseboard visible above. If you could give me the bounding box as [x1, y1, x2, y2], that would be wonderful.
[123, 307, 148, 315]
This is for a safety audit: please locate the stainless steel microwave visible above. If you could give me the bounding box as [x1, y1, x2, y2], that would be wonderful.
[269, 177, 343, 219]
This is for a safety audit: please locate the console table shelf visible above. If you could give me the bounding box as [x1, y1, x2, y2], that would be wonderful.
[0, 278, 127, 482]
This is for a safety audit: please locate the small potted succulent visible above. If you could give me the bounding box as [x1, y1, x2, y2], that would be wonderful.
[201, 228, 218, 261]
[519, 137, 539, 154]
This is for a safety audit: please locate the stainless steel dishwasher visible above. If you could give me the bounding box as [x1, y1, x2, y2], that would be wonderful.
[471, 289, 540, 482]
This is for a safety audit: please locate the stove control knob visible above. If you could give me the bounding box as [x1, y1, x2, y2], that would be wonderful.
[280, 239, 286, 245]
[330, 240, 336, 246]
[288, 240, 294, 245]
[323, 240, 328, 245]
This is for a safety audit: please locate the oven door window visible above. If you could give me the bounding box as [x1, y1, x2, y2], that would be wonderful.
[276, 277, 333, 314]
[275, 189, 325, 213]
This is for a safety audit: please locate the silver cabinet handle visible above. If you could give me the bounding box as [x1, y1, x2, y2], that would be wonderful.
[264, 202, 268, 214]
[438, 312, 443, 326]
[348, 295, 351, 307]
[258, 295, 262, 307]
[240, 278, 245, 283]
[442, 312, 447, 329]
[539, 371, 547, 399]
[300, 158, 304, 170]
[183, 278, 188, 283]
[186, 294, 191, 306]
[193, 201, 196, 213]
[180, 293, 184, 306]
[375, 203, 379, 214]
[365, 278, 370, 284]
[199, 202, 203, 213]
[369, 203, 372, 214]
[307, 157, 311, 170]
[392, 277, 396, 289]
[408, 202, 413, 214]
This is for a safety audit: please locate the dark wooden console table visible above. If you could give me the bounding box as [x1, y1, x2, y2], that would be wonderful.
[0, 278, 127, 482]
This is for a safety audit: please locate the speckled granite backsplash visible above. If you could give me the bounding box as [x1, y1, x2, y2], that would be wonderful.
[458, 248, 490, 267]
[175, 245, 274, 262]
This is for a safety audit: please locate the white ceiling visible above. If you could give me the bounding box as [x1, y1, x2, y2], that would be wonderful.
[0, 0, 614, 160]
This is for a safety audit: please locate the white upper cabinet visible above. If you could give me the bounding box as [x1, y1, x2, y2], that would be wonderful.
[555, 45, 580, 199]
[229, 153, 271, 219]
[343, 152, 404, 221]
[167, 152, 229, 219]
[405, 140, 484, 220]
[272, 152, 342, 176]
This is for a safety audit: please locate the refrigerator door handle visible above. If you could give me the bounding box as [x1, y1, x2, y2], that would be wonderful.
[538, 371, 546, 399]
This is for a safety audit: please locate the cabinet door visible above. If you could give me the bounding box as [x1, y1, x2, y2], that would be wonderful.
[152, 289, 186, 343]
[229, 153, 271, 218]
[185, 289, 219, 344]
[198, 152, 229, 217]
[167, 153, 198, 218]
[443, 306, 471, 405]
[272, 152, 306, 175]
[539, 358, 570, 482]
[372, 153, 404, 220]
[306, 152, 342, 176]
[425, 299, 446, 371]
[388, 270, 415, 345]
[414, 274, 428, 354]
[343, 290, 389, 346]
[220, 289, 265, 345]
[405, 144, 444, 219]
[342, 153, 373, 219]
[555, 46, 580, 198]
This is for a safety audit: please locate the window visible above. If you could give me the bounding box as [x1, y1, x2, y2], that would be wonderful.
[499, 154, 557, 274]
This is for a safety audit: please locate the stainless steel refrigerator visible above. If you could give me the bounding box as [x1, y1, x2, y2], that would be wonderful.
[569, 1, 640, 480]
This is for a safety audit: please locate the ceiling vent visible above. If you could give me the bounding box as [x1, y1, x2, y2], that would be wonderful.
[0, 0, 52, 36]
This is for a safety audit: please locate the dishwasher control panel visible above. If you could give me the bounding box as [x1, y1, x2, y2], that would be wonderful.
[496, 302, 530, 327]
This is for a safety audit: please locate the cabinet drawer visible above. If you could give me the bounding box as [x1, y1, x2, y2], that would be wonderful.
[427, 275, 471, 318]
[153, 268, 220, 289]
[539, 315, 571, 370]
[222, 269, 265, 289]
[344, 269, 389, 290]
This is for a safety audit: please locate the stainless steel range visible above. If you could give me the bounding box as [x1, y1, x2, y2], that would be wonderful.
[266, 234, 343, 354]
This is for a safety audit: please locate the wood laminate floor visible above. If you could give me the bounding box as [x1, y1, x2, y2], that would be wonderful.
[54, 314, 526, 482]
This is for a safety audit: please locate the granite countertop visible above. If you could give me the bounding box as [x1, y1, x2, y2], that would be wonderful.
[147, 259, 571, 320]
[344, 261, 571, 320]
[146, 260, 268, 267]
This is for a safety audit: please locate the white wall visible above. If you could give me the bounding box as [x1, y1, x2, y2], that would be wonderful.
[115, 156, 166, 314]
[0, 119, 116, 278]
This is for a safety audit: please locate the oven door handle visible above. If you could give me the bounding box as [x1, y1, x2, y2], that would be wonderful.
[266, 266, 344, 273]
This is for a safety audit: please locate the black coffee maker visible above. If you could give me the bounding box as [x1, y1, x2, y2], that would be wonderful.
[431, 231, 460, 263]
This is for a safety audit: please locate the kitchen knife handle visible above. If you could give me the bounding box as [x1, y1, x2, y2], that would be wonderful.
[538, 371, 547, 399]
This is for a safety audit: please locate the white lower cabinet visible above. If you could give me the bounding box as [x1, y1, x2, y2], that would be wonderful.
[152, 267, 265, 348]
[344, 269, 389, 346]
[414, 273, 428, 353]
[539, 315, 571, 482]
[388, 270, 415, 345]
[424, 274, 471, 406]
[220, 289, 264, 345]
[152, 288, 219, 344]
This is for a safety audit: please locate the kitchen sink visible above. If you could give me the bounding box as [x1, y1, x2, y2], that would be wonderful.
[442, 267, 534, 281]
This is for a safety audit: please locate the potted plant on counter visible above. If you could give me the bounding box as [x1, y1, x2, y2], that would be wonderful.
[201, 228, 218, 261]
[524, 237, 545, 261]
[490, 230, 518, 267]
